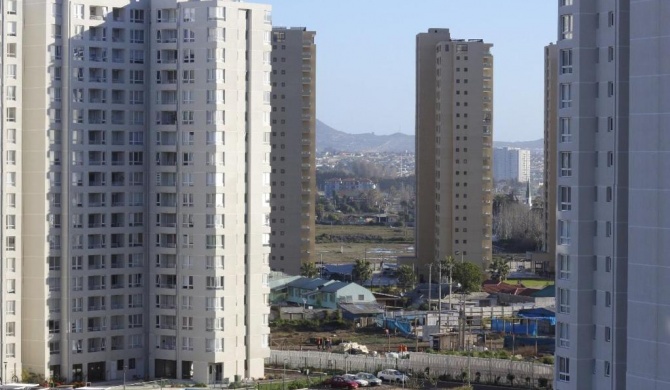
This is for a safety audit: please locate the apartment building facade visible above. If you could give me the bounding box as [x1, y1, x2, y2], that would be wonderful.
[269, 27, 316, 275]
[554, 1, 629, 389]
[12, 0, 271, 383]
[492, 147, 530, 183]
[415, 29, 493, 279]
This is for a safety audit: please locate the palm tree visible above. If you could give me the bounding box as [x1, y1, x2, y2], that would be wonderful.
[489, 257, 511, 282]
[352, 259, 373, 284]
[300, 261, 320, 278]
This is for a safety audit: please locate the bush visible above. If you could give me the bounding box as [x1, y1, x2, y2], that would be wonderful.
[538, 377, 549, 387]
[541, 355, 554, 365]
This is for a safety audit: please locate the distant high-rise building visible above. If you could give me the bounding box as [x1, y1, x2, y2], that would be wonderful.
[7, 0, 272, 383]
[415, 29, 493, 278]
[539, 43, 557, 275]
[493, 147, 531, 183]
[269, 27, 316, 274]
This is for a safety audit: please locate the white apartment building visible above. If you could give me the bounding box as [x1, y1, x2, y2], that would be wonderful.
[492, 147, 530, 183]
[269, 27, 316, 275]
[9, 0, 271, 383]
[415, 29, 493, 278]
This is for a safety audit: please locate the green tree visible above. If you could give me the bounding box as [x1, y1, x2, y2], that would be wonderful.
[452, 262, 484, 293]
[352, 259, 373, 284]
[300, 262, 320, 278]
[489, 257, 511, 282]
[397, 265, 416, 290]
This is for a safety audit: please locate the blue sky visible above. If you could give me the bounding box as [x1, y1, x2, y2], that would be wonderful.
[263, 0, 557, 142]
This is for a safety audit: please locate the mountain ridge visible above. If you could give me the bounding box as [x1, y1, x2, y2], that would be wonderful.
[316, 120, 543, 152]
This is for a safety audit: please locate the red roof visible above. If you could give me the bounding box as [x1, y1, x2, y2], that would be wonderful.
[482, 280, 531, 296]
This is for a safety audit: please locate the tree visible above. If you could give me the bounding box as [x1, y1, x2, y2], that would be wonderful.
[352, 259, 373, 284]
[300, 262, 320, 278]
[489, 257, 511, 282]
[452, 262, 484, 293]
[397, 265, 416, 290]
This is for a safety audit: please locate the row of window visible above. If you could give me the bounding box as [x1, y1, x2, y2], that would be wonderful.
[558, 254, 614, 280]
[557, 356, 612, 383]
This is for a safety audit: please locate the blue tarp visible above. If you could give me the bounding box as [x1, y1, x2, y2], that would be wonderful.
[491, 319, 537, 336]
[516, 308, 556, 325]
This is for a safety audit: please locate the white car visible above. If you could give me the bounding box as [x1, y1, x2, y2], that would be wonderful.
[343, 374, 368, 387]
[377, 369, 409, 383]
[355, 373, 382, 386]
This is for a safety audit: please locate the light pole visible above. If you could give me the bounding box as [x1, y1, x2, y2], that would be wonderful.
[437, 260, 442, 332]
[283, 359, 288, 390]
[123, 365, 127, 390]
[427, 264, 432, 311]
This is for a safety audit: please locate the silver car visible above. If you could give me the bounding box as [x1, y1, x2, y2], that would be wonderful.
[355, 373, 382, 386]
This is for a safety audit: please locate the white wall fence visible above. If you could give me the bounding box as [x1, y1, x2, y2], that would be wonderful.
[268, 350, 553, 386]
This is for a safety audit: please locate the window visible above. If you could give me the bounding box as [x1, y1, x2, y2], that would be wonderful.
[558, 322, 569, 347]
[6, 107, 16, 123]
[130, 9, 144, 23]
[608, 81, 614, 97]
[207, 69, 225, 83]
[183, 48, 195, 63]
[561, 0, 573, 5]
[604, 361, 611, 377]
[130, 29, 144, 43]
[560, 49, 573, 74]
[206, 110, 225, 125]
[182, 276, 193, 290]
[560, 152, 572, 177]
[208, 28, 225, 42]
[206, 173, 224, 187]
[559, 186, 572, 210]
[607, 151, 614, 167]
[608, 11, 614, 27]
[182, 70, 195, 84]
[558, 356, 570, 381]
[560, 14, 574, 40]
[205, 318, 224, 331]
[560, 83, 572, 108]
[208, 6, 225, 20]
[206, 256, 224, 269]
[183, 8, 195, 22]
[6, 86, 16, 101]
[6, 343, 15, 358]
[6, 322, 15, 337]
[605, 291, 611, 307]
[605, 326, 611, 342]
[559, 220, 571, 245]
[206, 131, 224, 145]
[559, 117, 571, 142]
[207, 48, 225, 63]
[206, 276, 224, 289]
[606, 256, 612, 272]
[559, 254, 570, 279]
[206, 193, 224, 208]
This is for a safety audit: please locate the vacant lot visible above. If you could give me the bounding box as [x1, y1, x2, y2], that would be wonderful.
[315, 224, 414, 264]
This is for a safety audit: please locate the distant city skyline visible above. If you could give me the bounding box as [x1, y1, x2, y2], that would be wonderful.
[264, 0, 556, 141]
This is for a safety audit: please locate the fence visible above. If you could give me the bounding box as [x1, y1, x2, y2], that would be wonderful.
[268, 350, 553, 387]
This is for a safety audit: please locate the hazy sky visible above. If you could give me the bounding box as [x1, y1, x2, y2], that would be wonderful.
[262, 0, 557, 142]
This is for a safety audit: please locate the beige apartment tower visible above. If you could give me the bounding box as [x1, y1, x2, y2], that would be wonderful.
[269, 27, 316, 275]
[11, 0, 272, 383]
[415, 29, 493, 279]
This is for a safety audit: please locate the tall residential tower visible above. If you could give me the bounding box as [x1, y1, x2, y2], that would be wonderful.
[12, 0, 272, 383]
[553, 1, 628, 388]
[269, 27, 316, 275]
[415, 29, 493, 279]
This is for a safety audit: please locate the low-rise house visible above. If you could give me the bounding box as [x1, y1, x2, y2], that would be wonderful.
[319, 281, 376, 309]
[271, 276, 377, 309]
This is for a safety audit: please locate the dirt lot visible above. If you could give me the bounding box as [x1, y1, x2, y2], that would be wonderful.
[270, 326, 430, 354]
[315, 224, 414, 265]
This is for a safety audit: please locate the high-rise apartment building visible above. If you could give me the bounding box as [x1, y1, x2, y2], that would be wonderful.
[10, 0, 272, 383]
[492, 147, 530, 183]
[269, 27, 316, 275]
[415, 29, 493, 279]
[538, 43, 557, 275]
[553, 1, 629, 388]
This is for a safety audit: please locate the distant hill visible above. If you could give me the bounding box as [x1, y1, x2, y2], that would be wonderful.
[493, 139, 544, 150]
[315, 120, 542, 153]
[316, 120, 414, 153]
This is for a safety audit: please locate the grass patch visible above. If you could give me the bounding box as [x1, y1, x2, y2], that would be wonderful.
[315, 224, 414, 264]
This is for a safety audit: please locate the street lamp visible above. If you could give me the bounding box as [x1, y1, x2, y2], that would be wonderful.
[123, 365, 127, 390]
[283, 359, 288, 390]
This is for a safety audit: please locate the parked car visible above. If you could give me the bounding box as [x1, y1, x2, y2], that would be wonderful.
[377, 369, 409, 383]
[330, 375, 360, 389]
[343, 374, 368, 387]
[355, 373, 382, 386]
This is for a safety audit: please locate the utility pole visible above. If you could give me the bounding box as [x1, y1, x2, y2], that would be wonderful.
[427, 264, 432, 310]
[437, 261, 442, 333]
